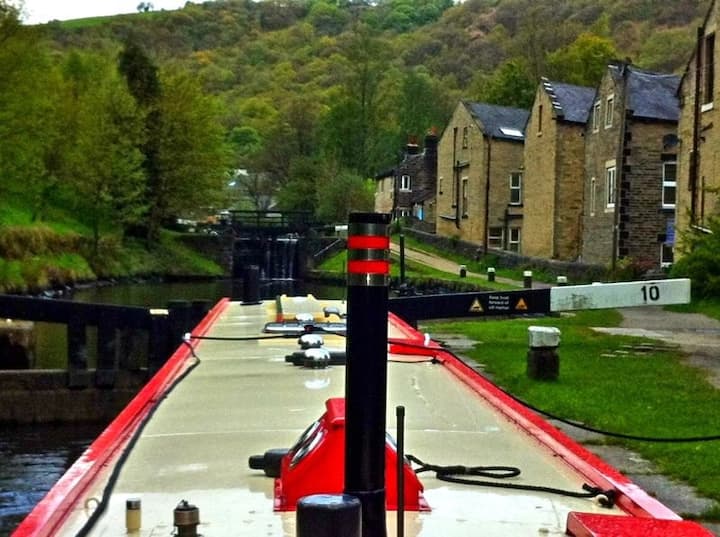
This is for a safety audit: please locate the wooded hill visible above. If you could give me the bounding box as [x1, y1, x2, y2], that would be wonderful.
[3, 0, 711, 232]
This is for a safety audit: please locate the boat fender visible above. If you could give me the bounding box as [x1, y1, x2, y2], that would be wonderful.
[303, 348, 331, 369]
[248, 448, 290, 478]
[299, 334, 324, 349]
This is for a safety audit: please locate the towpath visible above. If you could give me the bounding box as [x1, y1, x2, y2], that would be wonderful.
[395, 242, 720, 534]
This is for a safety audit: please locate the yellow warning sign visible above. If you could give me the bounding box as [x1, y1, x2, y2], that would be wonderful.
[515, 298, 528, 311]
[469, 298, 483, 313]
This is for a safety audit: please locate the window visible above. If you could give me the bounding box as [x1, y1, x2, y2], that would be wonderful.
[461, 177, 468, 216]
[398, 208, 411, 218]
[488, 227, 503, 248]
[537, 104, 543, 134]
[462, 126, 469, 148]
[605, 95, 614, 128]
[592, 102, 600, 132]
[704, 33, 715, 105]
[400, 174, 411, 191]
[508, 228, 521, 252]
[662, 161, 677, 208]
[438, 177, 444, 195]
[590, 177, 597, 216]
[661, 243, 674, 268]
[605, 164, 616, 209]
[510, 172, 522, 205]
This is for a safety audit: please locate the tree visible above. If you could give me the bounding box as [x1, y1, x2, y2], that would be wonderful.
[146, 67, 231, 241]
[316, 170, 374, 223]
[62, 51, 146, 249]
[546, 32, 618, 87]
[470, 59, 535, 109]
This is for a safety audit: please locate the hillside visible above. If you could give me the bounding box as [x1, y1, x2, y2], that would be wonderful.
[0, 0, 712, 292]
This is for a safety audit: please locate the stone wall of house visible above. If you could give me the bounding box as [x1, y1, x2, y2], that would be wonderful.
[554, 122, 587, 260]
[677, 4, 720, 248]
[582, 71, 625, 265]
[374, 175, 394, 214]
[523, 87, 558, 258]
[436, 104, 486, 243]
[620, 119, 677, 266]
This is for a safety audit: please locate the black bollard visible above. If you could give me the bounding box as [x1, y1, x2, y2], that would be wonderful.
[242, 265, 262, 305]
[297, 494, 361, 537]
[345, 212, 391, 537]
[191, 299, 212, 326]
[523, 270, 533, 289]
[487, 267, 496, 282]
[167, 300, 192, 351]
[148, 309, 170, 373]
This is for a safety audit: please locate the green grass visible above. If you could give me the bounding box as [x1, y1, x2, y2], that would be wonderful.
[395, 233, 557, 283]
[422, 310, 720, 507]
[667, 298, 720, 322]
[317, 249, 517, 290]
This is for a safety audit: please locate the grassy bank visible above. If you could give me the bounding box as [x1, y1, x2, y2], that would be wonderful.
[423, 311, 720, 515]
[0, 224, 223, 294]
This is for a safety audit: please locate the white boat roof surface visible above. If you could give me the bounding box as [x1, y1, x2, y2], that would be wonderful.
[38, 299, 668, 536]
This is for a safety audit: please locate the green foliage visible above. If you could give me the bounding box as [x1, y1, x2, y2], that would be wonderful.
[546, 32, 618, 87]
[316, 170, 375, 223]
[470, 59, 536, 109]
[636, 27, 697, 72]
[671, 220, 720, 299]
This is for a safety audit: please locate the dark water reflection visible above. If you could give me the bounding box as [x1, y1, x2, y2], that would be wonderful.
[3, 278, 344, 534]
[0, 423, 106, 535]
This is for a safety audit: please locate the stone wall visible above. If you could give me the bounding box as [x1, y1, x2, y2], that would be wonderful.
[0, 370, 147, 424]
[403, 228, 606, 283]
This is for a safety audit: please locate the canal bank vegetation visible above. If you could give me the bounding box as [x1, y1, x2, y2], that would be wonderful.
[0, 207, 223, 294]
[423, 311, 720, 517]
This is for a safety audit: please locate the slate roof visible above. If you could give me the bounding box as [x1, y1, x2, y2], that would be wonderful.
[463, 101, 529, 141]
[610, 65, 680, 122]
[541, 79, 595, 124]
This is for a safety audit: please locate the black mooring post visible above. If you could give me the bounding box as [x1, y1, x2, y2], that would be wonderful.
[344, 212, 391, 537]
[242, 264, 261, 305]
[399, 233, 406, 285]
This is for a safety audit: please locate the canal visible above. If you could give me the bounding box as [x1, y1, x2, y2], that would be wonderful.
[1, 278, 344, 535]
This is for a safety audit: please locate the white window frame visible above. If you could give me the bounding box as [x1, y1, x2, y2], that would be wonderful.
[605, 95, 614, 128]
[590, 177, 597, 217]
[510, 172, 522, 205]
[605, 163, 616, 210]
[488, 227, 503, 248]
[398, 208, 411, 218]
[400, 174, 411, 191]
[662, 161, 677, 209]
[462, 126, 469, 148]
[592, 101, 600, 132]
[508, 227, 521, 252]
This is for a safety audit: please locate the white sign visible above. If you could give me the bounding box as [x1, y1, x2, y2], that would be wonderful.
[550, 278, 691, 312]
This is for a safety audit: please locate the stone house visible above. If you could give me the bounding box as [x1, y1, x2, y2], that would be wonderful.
[677, 0, 720, 248]
[436, 100, 529, 252]
[581, 62, 679, 270]
[374, 131, 438, 231]
[523, 79, 595, 261]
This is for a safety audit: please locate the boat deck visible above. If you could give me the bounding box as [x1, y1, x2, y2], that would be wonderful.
[16, 298, 710, 537]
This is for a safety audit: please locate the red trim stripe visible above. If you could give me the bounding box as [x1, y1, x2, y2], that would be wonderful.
[12, 299, 231, 537]
[347, 259, 390, 275]
[386, 312, 681, 522]
[348, 235, 389, 250]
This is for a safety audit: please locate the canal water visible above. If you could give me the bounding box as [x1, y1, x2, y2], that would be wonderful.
[1, 278, 344, 535]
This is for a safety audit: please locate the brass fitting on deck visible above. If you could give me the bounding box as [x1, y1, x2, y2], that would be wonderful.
[173, 500, 200, 537]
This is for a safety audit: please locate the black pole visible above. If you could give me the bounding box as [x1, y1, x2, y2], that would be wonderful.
[345, 212, 391, 537]
[396, 406, 405, 537]
[399, 234, 406, 285]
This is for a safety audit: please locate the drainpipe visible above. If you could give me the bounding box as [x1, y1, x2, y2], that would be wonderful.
[611, 64, 630, 273]
[484, 134, 492, 255]
[452, 128, 460, 228]
[691, 26, 703, 225]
